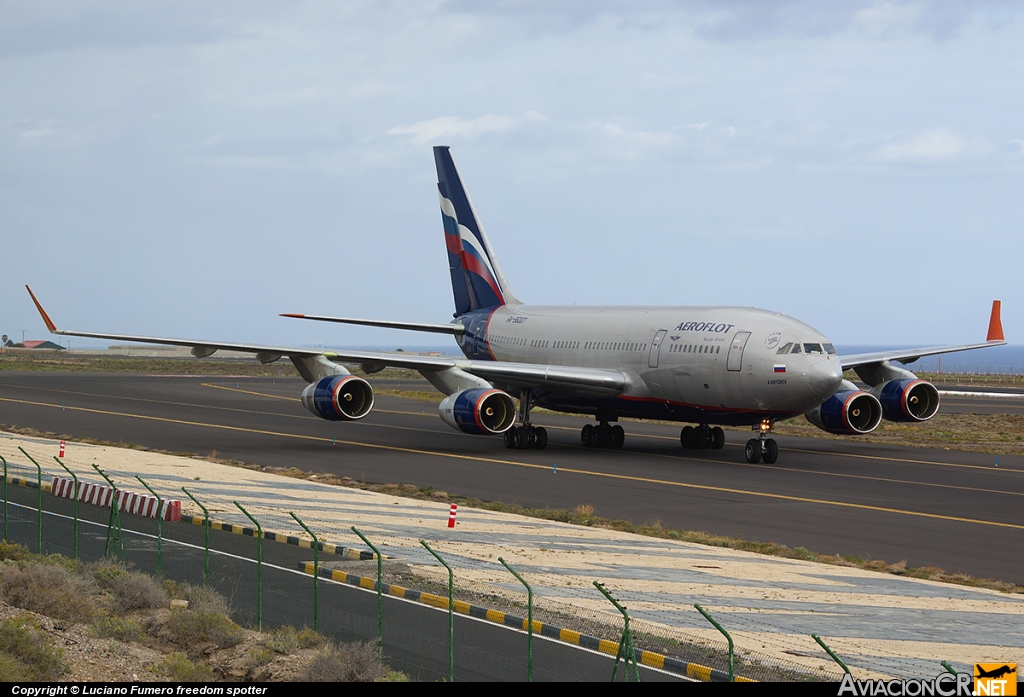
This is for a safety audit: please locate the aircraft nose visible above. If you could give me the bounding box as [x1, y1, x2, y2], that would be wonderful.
[808, 359, 842, 398]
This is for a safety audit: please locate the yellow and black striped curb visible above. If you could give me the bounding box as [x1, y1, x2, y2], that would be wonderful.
[298, 561, 755, 682]
[4, 474, 375, 561]
[184, 515, 376, 560]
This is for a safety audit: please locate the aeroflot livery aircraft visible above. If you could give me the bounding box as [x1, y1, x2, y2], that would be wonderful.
[28, 146, 1007, 464]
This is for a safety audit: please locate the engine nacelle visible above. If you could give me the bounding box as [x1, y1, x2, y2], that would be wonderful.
[805, 389, 883, 435]
[301, 375, 374, 421]
[439, 388, 516, 435]
[872, 379, 940, 423]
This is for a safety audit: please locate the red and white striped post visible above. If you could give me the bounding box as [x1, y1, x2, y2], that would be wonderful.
[447, 503, 457, 528]
[58, 440, 66, 458]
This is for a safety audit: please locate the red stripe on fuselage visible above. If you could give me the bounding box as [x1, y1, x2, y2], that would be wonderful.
[615, 393, 780, 416]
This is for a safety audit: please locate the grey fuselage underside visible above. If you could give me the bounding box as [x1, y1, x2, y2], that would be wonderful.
[455, 303, 843, 426]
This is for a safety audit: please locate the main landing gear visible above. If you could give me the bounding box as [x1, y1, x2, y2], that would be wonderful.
[581, 422, 624, 449]
[679, 424, 725, 450]
[744, 419, 778, 464]
[504, 389, 548, 450]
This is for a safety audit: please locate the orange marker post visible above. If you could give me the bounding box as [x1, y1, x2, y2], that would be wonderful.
[447, 503, 457, 528]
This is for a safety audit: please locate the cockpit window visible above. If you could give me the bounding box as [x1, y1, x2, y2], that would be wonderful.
[776, 342, 792, 355]
[803, 343, 824, 355]
[790, 343, 802, 354]
[823, 343, 837, 355]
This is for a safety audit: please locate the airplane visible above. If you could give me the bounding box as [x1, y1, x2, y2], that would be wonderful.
[26, 146, 1007, 464]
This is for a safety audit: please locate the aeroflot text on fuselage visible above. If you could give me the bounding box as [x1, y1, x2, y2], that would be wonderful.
[674, 321, 736, 333]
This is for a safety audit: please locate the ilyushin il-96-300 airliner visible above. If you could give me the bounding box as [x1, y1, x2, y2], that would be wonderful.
[28, 146, 1007, 464]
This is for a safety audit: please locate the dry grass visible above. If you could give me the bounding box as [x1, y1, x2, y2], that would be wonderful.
[772, 412, 1024, 457]
[0, 614, 68, 681]
[300, 642, 391, 682]
[0, 563, 99, 624]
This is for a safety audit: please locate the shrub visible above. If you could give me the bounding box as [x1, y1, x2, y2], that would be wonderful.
[166, 609, 243, 648]
[107, 571, 167, 612]
[0, 615, 68, 681]
[246, 648, 275, 669]
[0, 563, 98, 623]
[163, 580, 230, 615]
[91, 615, 142, 643]
[0, 541, 31, 563]
[300, 642, 387, 682]
[155, 652, 213, 681]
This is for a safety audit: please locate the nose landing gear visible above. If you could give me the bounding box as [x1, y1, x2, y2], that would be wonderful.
[745, 419, 778, 464]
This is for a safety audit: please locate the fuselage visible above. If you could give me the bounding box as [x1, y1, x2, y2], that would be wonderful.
[456, 303, 844, 426]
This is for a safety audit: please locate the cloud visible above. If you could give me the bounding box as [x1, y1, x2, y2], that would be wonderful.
[874, 128, 991, 161]
[1010, 139, 1024, 154]
[387, 111, 545, 144]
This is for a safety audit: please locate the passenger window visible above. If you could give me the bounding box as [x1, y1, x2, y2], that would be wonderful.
[776, 342, 792, 355]
[804, 343, 824, 355]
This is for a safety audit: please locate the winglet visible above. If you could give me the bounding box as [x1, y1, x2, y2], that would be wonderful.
[25, 286, 58, 333]
[987, 300, 1004, 342]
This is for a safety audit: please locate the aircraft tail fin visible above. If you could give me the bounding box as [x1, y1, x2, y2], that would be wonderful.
[434, 146, 519, 315]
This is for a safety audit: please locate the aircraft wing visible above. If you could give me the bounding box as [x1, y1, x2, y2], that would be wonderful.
[27, 286, 625, 396]
[839, 300, 1006, 370]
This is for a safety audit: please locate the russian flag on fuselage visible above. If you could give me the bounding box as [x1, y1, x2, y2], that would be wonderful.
[434, 146, 506, 315]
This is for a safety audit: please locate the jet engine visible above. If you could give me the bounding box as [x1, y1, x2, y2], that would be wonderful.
[300, 375, 375, 421]
[439, 388, 516, 435]
[871, 379, 940, 423]
[805, 383, 883, 436]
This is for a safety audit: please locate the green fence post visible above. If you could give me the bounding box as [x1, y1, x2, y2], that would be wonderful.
[181, 488, 209, 586]
[812, 633, 851, 675]
[941, 661, 958, 676]
[420, 540, 454, 682]
[290, 512, 319, 632]
[594, 581, 640, 682]
[234, 501, 262, 631]
[93, 464, 125, 564]
[17, 447, 43, 554]
[499, 557, 533, 682]
[695, 604, 735, 681]
[2, 455, 7, 541]
[53, 457, 79, 559]
[136, 477, 163, 577]
[352, 526, 382, 662]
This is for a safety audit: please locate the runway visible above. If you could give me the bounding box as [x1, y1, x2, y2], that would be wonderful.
[1, 371, 1022, 584]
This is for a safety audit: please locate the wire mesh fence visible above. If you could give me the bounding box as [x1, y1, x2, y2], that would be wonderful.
[0, 442, 938, 682]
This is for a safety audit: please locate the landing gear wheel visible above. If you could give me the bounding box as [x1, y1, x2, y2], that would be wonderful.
[611, 425, 625, 449]
[595, 426, 611, 449]
[581, 424, 595, 447]
[507, 427, 523, 450]
[680, 426, 695, 449]
[744, 439, 762, 464]
[762, 438, 778, 464]
[711, 427, 725, 450]
[533, 426, 548, 450]
[526, 426, 537, 449]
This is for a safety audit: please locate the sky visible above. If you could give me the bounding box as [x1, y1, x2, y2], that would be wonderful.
[2, 1, 1022, 350]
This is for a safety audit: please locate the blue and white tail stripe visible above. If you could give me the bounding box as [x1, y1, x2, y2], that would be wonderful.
[434, 146, 517, 315]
